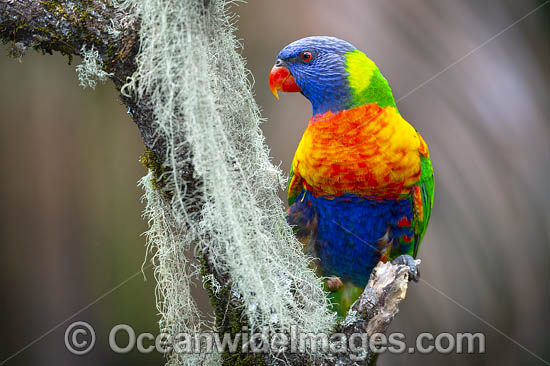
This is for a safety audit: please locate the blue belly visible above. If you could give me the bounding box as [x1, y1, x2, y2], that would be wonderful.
[288, 189, 415, 288]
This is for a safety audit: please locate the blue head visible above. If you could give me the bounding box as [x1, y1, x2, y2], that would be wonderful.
[269, 36, 396, 115]
[270, 36, 355, 115]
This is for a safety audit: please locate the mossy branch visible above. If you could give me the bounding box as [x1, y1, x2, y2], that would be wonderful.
[0, 1, 414, 365]
[0, 0, 164, 157]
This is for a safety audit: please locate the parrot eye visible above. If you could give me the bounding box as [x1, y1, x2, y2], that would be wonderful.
[301, 51, 313, 63]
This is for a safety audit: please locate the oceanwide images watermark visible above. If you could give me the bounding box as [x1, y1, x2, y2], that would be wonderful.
[65, 322, 485, 360]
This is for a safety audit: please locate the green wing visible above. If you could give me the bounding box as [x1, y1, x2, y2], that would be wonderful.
[287, 164, 304, 206]
[412, 155, 434, 257]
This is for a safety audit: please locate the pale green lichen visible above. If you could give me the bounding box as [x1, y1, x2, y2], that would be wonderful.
[121, 0, 336, 364]
[75, 44, 112, 88]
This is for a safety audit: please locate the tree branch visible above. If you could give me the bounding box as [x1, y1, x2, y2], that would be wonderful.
[0, 0, 165, 158]
[0, 2, 415, 365]
[330, 261, 412, 365]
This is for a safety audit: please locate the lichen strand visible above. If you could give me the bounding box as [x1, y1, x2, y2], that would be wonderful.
[199, 255, 266, 366]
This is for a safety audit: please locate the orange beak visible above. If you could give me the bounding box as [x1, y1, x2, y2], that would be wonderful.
[269, 62, 301, 99]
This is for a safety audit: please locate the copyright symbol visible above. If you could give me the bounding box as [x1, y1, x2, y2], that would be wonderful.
[65, 321, 96, 355]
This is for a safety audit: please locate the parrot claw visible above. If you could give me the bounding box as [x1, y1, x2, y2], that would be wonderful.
[392, 255, 420, 282]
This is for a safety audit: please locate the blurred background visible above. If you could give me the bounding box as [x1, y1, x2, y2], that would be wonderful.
[0, 0, 548, 365]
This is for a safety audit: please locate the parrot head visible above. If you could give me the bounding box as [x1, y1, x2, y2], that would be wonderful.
[269, 36, 395, 115]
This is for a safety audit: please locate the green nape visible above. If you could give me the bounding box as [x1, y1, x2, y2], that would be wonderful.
[345, 49, 397, 109]
[324, 280, 364, 318]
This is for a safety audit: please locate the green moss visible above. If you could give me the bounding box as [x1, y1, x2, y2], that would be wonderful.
[37, 1, 104, 58]
[199, 255, 266, 366]
[4, 1, 119, 70]
[31, 25, 73, 61]
[39, 0, 65, 17]
[140, 149, 174, 201]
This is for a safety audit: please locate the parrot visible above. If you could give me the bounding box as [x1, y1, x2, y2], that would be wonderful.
[268, 36, 434, 316]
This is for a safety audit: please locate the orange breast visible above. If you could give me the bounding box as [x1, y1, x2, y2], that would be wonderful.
[292, 104, 425, 198]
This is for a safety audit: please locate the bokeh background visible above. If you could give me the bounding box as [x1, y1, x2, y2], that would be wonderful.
[0, 0, 548, 365]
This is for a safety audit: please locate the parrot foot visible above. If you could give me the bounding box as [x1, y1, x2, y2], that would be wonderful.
[326, 276, 344, 291]
[392, 255, 420, 282]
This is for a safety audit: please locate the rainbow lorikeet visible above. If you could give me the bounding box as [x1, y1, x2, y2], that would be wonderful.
[269, 36, 434, 316]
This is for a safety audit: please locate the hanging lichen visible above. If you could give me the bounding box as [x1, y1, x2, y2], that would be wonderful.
[75, 44, 113, 88]
[118, 0, 336, 364]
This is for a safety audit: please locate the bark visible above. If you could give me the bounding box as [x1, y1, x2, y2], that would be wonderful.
[0, 1, 414, 364]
